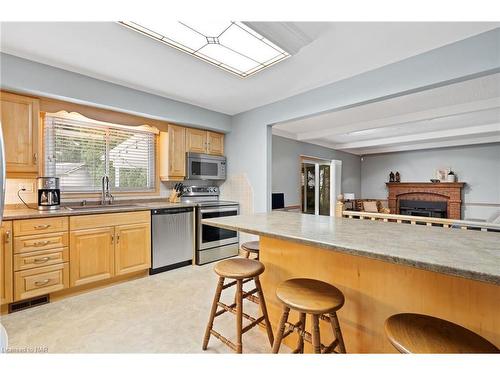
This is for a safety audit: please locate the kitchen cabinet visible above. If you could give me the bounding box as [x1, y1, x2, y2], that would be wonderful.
[69, 227, 115, 287]
[186, 128, 224, 156]
[207, 131, 224, 156]
[0, 91, 40, 177]
[115, 223, 151, 276]
[160, 125, 186, 181]
[69, 211, 151, 286]
[1, 221, 13, 306]
[186, 128, 208, 154]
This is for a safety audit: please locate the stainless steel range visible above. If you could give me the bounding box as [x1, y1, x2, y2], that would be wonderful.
[181, 186, 239, 265]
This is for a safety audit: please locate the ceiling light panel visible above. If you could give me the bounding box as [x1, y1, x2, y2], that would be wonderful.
[119, 21, 290, 78]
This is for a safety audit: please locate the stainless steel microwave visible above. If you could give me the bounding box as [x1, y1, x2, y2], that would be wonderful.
[186, 152, 226, 180]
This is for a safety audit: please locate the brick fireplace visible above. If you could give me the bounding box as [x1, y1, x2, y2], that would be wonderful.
[386, 182, 465, 220]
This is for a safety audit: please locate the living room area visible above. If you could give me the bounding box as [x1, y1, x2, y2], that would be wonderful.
[271, 72, 500, 225]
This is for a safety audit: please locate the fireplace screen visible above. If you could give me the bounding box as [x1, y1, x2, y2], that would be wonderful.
[399, 200, 447, 218]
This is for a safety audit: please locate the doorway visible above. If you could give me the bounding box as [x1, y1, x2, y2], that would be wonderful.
[300, 157, 341, 216]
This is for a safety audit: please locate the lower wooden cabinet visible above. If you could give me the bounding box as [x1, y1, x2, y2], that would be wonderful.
[70, 227, 115, 287]
[14, 263, 69, 301]
[1, 221, 13, 305]
[115, 223, 151, 276]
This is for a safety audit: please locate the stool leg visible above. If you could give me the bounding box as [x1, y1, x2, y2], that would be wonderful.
[202, 277, 224, 350]
[236, 279, 243, 354]
[272, 306, 290, 353]
[295, 313, 306, 353]
[329, 312, 346, 353]
[311, 315, 321, 354]
[254, 276, 274, 346]
[245, 251, 250, 258]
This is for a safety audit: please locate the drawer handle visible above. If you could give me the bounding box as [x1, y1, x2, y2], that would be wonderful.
[4, 230, 11, 244]
[34, 224, 51, 230]
[32, 257, 51, 264]
[34, 279, 51, 286]
[33, 240, 52, 247]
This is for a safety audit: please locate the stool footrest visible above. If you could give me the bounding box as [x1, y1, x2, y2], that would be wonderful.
[222, 278, 252, 290]
[284, 320, 340, 353]
[242, 316, 266, 334]
[216, 301, 266, 330]
[209, 329, 238, 352]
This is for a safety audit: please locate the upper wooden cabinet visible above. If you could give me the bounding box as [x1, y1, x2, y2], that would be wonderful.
[186, 128, 208, 154]
[0, 91, 40, 177]
[160, 125, 186, 181]
[1, 221, 13, 306]
[186, 128, 224, 156]
[207, 131, 224, 156]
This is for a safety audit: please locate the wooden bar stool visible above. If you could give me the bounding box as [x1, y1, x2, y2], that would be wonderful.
[272, 278, 346, 354]
[241, 241, 260, 260]
[202, 258, 274, 353]
[385, 313, 499, 353]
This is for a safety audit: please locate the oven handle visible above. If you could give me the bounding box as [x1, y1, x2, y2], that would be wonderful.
[199, 206, 240, 215]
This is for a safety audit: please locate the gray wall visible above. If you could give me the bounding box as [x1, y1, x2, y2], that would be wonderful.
[272, 135, 361, 206]
[361, 143, 500, 220]
[227, 28, 500, 213]
[0, 53, 231, 132]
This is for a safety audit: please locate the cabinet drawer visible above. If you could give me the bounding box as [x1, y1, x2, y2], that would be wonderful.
[70, 211, 150, 230]
[14, 232, 69, 254]
[14, 217, 69, 236]
[14, 248, 69, 271]
[14, 263, 69, 301]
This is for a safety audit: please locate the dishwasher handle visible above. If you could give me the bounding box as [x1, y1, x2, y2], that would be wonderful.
[152, 207, 193, 215]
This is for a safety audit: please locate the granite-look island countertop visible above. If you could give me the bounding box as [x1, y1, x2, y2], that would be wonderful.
[2, 200, 196, 220]
[202, 211, 500, 285]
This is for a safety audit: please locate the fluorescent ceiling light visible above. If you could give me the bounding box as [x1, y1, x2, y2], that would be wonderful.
[119, 21, 290, 78]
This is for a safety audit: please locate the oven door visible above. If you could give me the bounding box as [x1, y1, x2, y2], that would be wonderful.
[198, 206, 239, 250]
[187, 155, 226, 180]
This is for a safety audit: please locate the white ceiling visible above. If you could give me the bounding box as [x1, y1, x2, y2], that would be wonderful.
[1, 22, 498, 115]
[273, 73, 500, 155]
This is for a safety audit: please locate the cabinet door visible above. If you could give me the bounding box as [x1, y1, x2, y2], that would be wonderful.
[1, 222, 13, 305]
[1, 92, 40, 176]
[168, 124, 186, 178]
[207, 132, 224, 156]
[186, 128, 207, 154]
[70, 227, 115, 287]
[115, 223, 151, 276]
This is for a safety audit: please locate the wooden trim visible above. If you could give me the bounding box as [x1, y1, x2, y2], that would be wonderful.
[341, 210, 500, 231]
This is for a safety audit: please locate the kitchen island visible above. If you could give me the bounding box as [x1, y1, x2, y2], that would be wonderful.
[202, 211, 500, 353]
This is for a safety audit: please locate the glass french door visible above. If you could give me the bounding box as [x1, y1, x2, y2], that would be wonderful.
[301, 159, 331, 216]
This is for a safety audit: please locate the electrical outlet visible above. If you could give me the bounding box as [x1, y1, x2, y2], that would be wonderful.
[18, 182, 34, 192]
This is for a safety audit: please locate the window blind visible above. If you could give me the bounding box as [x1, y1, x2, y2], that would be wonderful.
[44, 114, 156, 193]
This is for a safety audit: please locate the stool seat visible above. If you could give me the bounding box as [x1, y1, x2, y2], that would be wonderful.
[214, 258, 265, 279]
[385, 313, 500, 354]
[276, 278, 345, 314]
[241, 241, 260, 253]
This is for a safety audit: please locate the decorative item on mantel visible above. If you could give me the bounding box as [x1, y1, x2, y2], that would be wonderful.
[447, 170, 456, 182]
[435, 168, 451, 182]
[395, 171, 401, 183]
[389, 171, 395, 182]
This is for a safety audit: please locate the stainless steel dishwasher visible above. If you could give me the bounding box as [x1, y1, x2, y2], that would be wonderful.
[150, 207, 195, 274]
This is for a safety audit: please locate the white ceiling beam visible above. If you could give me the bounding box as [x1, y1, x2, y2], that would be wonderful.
[354, 135, 500, 155]
[296, 98, 500, 141]
[332, 123, 500, 150]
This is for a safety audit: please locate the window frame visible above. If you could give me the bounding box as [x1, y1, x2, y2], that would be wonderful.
[41, 111, 160, 198]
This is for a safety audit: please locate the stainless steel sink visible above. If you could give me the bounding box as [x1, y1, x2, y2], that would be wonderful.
[64, 204, 140, 211]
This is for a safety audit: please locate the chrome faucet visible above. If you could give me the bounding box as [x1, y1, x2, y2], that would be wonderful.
[101, 175, 114, 205]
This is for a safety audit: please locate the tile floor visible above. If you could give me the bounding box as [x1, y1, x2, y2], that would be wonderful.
[1, 262, 284, 353]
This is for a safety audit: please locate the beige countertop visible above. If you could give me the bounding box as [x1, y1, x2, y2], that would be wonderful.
[2, 201, 196, 220]
[202, 211, 500, 285]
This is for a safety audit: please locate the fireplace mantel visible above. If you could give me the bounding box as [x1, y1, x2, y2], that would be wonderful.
[386, 182, 465, 220]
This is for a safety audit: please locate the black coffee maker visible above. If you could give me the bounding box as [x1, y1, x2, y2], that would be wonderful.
[37, 177, 60, 211]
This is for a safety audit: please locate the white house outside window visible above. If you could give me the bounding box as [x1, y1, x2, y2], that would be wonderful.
[44, 112, 157, 193]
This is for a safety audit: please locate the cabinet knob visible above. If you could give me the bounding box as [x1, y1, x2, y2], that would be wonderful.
[4, 230, 11, 244]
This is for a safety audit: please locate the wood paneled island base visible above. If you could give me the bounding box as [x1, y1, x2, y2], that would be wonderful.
[259, 236, 500, 353]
